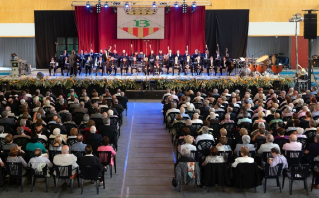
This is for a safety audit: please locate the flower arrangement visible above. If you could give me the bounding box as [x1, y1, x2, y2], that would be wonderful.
[1, 76, 293, 90]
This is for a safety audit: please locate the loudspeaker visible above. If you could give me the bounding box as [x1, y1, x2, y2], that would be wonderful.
[37, 72, 44, 80]
[304, 13, 317, 39]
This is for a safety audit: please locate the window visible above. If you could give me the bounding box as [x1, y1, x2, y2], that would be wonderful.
[57, 37, 78, 58]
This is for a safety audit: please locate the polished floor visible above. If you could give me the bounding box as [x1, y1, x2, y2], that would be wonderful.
[1, 100, 318, 197]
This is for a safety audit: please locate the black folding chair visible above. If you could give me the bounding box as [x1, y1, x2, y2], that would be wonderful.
[283, 164, 310, 195]
[79, 164, 105, 194]
[264, 163, 283, 193]
[6, 162, 26, 192]
[97, 151, 116, 178]
[30, 164, 49, 192]
[53, 165, 78, 193]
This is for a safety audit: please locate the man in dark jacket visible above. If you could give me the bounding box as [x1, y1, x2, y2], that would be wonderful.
[98, 118, 117, 145]
[78, 145, 104, 180]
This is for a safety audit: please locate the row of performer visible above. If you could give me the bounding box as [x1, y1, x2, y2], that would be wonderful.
[49, 49, 234, 76]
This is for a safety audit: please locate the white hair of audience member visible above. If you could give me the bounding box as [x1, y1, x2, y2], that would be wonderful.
[181, 104, 187, 108]
[266, 134, 274, 142]
[235, 89, 240, 94]
[245, 94, 250, 99]
[296, 128, 304, 134]
[171, 102, 177, 109]
[209, 108, 215, 112]
[181, 147, 191, 156]
[242, 135, 251, 144]
[59, 98, 64, 105]
[74, 98, 79, 104]
[90, 126, 97, 133]
[107, 109, 114, 116]
[5, 106, 11, 111]
[284, 106, 292, 113]
[61, 145, 69, 154]
[209, 112, 216, 120]
[213, 89, 218, 93]
[202, 126, 208, 134]
[45, 99, 51, 106]
[180, 107, 186, 114]
[187, 104, 195, 111]
[302, 106, 309, 112]
[225, 113, 230, 120]
[102, 112, 108, 119]
[53, 128, 61, 136]
[193, 113, 199, 119]
[258, 122, 265, 129]
[231, 92, 236, 98]
[194, 109, 200, 114]
[289, 135, 297, 142]
[185, 119, 192, 126]
[20, 99, 25, 105]
[92, 103, 99, 108]
[83, 114, 89, 122]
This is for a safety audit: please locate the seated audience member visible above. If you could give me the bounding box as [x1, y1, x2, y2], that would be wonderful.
[216, 136, 231, 151]
[53, 145, 78, 175]
[3, 134, 19, 151]
[68, 127, 78, 139]
[19, 119, 32, 135]
[221, 113, 234, 125]
[71, 134, 87, 152]
[50, 128, 67, 144]
[237, 113, 252, 125]
[300, 111, 312, 129]
[268, 147, 288, 169]
[298, 106, 309, 118]
[202, 146, 225, 166]
[195, 126, 214, 143]
[304, 119, 317, 132]
[97, 136, 116, 166]
[232, 146, 254, 168]
[274, 127, 289, 139]
[304, 134, 319, 163]
[269, 113, 283, 126]
[7, 146, 28, 175]
[282, 134, 302, 153]
[28, 148, 53, 169]
[180, 135, 196, 153]
[50, 135, 63, 151]
[294, 128, 307, 138]
[180, 107, 190, 119]
[191, 113, 203, 124]
[234, 135, 255, 156]
[26, 133, 47, 154]
[258, 134, 280, 154]
[13, 127, 31, 140]
[78, 145, 104, 183]
[253, 111, 266, 124]
[176, 148, 195, 166]
[251, 127, 267, 142]
[0, 126, 7, 138]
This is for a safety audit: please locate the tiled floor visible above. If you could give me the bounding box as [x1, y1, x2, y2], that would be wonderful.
[1, 100, 318, 198]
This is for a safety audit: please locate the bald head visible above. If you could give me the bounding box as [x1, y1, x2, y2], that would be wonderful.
[289, 134, 297, 142]
[61, 145, 69, 154]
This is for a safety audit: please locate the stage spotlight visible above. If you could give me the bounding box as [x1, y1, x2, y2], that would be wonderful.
[152, 1, 156, 8]
[192, 2, 196, 8]
[96, 3, 101, 13]
[124, 2, 129, 8]
[86, 2, 90, 8]
[166, 7, 170, 13]
[182, 3, 187, 13]
[174, 2, 179, 7]
[104, 2, 108, 8]
[113, 7, 117, 13]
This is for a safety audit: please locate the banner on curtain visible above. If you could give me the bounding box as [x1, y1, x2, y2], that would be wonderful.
[117, 8, 164, 39]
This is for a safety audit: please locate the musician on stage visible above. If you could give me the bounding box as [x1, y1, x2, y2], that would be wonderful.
[138, 51, 145, 61]
[132, 51, 139, 60]
[222, 57, 232, 76]
[79, 50, 85, 69]
[58, 56, 69, 76]
[62, 50, 68, 58]
[149, 50, 156, 67]
[111, 50, 120, 60]
[120, 57, 129, 75]
[85, 56, 93, 76]
[192, 49, 200, 61]
[183, 55, 193, 75]
[158, 50, 164, 60]
[130, 57, 137, 75]
[99, 49, 103, 57]
[172, 56, 182, 76]
[193, 56, 203, 76]
[175, 50, 182, 61]
[69, 50, 78, 76]
[202, 50, 209, 67]
[96, 56, 106, 76]
[108, 57, 118, 75]
[120, 50, 128, 63]
[162, 55, 169, 75]
[102, 49, 108, 62]
[207, 56, 215, 76]
[142, 57, 149, 75]
[183, 49, 190, 62]
[89, 49, 94, 58]
[214, 49, 221, 60]
[49, 57, 56, 76]
[153, 56, 161, 75]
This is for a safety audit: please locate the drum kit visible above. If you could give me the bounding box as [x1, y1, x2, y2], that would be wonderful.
[233, 54, 284, 77]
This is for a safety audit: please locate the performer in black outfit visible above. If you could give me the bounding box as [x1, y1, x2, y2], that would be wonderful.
[206, 56, 215, 76]
[222, 57, 232, 75]
[96, 56, 106, 76]
[158, 50, 164, 60]
[78, 50, 85, 75]
[56, 56, 69, 76]
[183, 49, 190, 62]
[149, 50, 156, 68]
[130, 57, 137, 75]
[85, 56, 93, 76]
[162, 55, 169, 74]
[172, 56, 181, 76]
[193, 56, 203, 76]
[183, 55, 193, 75]
[120, 57, 129, 75]
[108, 57, 118, 75]
[192, 49, 200, 61]
[68, 50, 78, 76]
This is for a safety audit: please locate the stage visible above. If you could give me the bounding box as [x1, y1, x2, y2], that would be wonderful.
[0, 68, 295, 92]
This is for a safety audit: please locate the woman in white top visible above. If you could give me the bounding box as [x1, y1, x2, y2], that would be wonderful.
[232, 146, 254, 168]
[180, 135, 196, 154]
[202, 146, 225, 166]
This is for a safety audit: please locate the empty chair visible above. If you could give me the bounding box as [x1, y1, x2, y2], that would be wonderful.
[283, 164, 310, 195]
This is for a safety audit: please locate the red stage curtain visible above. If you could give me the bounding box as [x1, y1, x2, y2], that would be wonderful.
[75, 6, 205, 55]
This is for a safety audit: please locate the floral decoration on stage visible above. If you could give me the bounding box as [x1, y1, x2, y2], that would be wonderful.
[2, 76, 293, 90]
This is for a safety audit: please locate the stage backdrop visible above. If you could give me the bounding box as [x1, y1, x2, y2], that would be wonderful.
[75, 6, 205, 55]
[205, 10, 249, 58]
[117, 8, 165, 39]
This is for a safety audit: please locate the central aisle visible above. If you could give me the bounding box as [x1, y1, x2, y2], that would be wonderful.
[121, 100, 177, 198]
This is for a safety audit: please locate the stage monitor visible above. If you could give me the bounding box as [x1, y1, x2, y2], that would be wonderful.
[117, 7, 165, 39]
